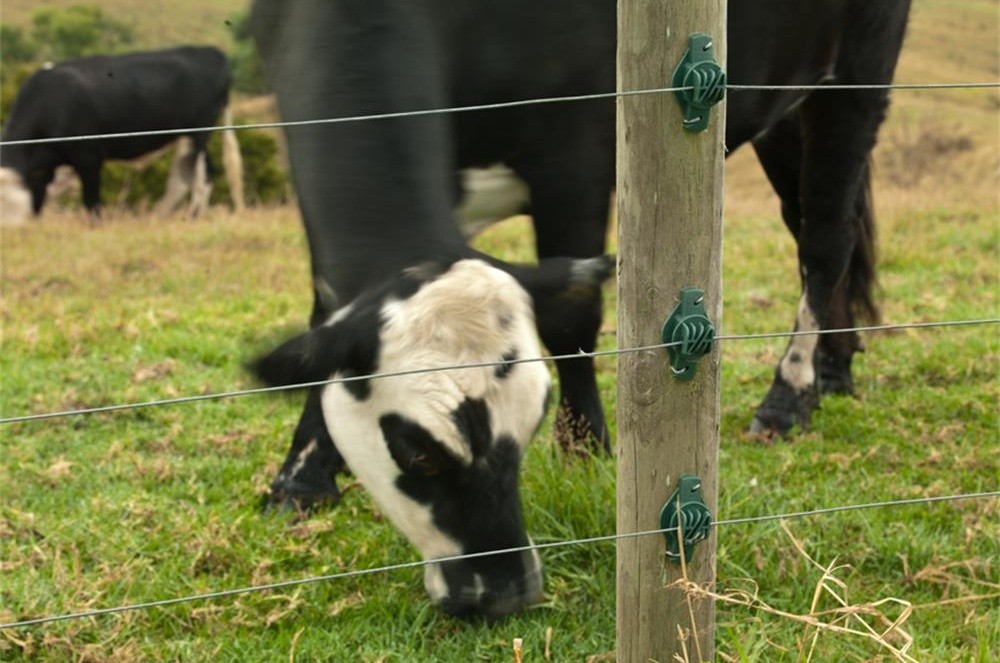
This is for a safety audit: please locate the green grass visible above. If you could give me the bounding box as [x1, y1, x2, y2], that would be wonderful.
[2, 0, 247, 51]
[1, 1, 998, 661]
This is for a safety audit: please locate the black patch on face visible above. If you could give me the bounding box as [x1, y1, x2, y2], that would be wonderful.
[788, 351, 802, 364]
[381, 413, 462, 477]
[451, 398, 492, 459]
[494, 350, 517, 379]
[378, 410, 526, 552]
[379, 409, 538, 617]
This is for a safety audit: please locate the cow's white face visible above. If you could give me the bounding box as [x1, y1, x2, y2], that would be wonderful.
[0, 168, 32, 226]
[253, 259, 551, 618]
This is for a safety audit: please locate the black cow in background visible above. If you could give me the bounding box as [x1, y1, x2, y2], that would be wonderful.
[0, 46, 244, 222]
[250, 1, 911, 513]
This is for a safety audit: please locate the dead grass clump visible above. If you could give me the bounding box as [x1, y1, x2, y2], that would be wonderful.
[673, 522, 931, 662]
[879, 122, 974, 188]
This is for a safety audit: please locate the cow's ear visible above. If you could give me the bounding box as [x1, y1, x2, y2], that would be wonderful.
[250, 324, 353, 387]
[380, 414, 461, 477]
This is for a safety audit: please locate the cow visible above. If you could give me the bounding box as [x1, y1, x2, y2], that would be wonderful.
[250, 0, 912, 512]
[0, 46, 245, 221]
[252, 258, 597, 618]
[249, 0, 910, 616]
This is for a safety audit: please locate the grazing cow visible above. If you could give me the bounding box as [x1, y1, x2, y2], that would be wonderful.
[0, 46, 244, 219]
[249, 0, 910, 614]
[253, 259, 570, 618]
[251, 0, 912, 515]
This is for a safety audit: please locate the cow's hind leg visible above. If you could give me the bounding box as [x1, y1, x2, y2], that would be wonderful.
[514, 105, 614, 453]
[187, 135, 215, 217]
[155, 138, 196, 217]
[752, 116, 867, 411]
[750, 79, 892, 435]
[265, 389, 347, 512]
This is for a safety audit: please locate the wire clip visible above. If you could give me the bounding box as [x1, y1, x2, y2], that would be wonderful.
[661, 474, 712, 563]
[661, 287, 715, 381]
[672, 33, 727, 132]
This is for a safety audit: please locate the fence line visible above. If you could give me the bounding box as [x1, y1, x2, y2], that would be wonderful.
[1, 81, 998, 148]
[2, 317, 996, 425]
[1, 489, 994, 631]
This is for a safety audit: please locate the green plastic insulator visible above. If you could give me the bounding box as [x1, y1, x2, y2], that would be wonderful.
[672, 33, 727, 133]
[661, 287, 715, 381]
[660, 474, 712, 563]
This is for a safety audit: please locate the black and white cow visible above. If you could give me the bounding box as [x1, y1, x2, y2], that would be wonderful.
[250, 0, 913, 518]
[253, 258, 571, 618]
[248, 0, 910, 616]
[0, 46, 244, 221]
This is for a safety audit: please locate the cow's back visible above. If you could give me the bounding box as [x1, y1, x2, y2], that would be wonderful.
[4, 46, 231, 161]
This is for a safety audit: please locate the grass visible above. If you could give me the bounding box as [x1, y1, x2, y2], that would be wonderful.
[1, 0, 998, 661]
[1, 0, 247, 52]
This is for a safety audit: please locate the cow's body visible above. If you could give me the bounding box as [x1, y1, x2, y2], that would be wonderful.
[250, 0, 910, 616]
[0, 46, 243, 219]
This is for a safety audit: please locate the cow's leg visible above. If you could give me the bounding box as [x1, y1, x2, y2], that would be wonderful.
[187, 150, 213, 217]
[750, 93, 889, 435]
[220, 106, 246, 213]
[265, 388, 346, 511]
[155, 138, 196, 217]
[73, 157, 104, 221]
[752, 115, 865, 402]
[513, 106, 613, 453]
[266, 285, 347, 511]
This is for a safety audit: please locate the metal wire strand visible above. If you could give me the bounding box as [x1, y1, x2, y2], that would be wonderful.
[1, 81, 998, 148]
[2, 317, 996, 425]
[1, 489, 994, 630]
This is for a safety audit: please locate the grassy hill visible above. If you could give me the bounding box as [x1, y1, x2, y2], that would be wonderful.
[2, 0, 248, 51]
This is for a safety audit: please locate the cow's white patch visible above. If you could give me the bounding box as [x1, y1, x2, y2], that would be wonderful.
[778, 294, 819, 391]
[319, 259, 550, 561]
[454, 165, 530, 238]
[0, 168, 31, 226]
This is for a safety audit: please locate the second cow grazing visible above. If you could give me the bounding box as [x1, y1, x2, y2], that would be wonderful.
[0, 46, 244, 223]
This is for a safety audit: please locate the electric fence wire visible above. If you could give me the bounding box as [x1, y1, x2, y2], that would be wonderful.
[1, 81, 998, 148]
[2, 317, 997, 425]
[0, 489, 995, 630]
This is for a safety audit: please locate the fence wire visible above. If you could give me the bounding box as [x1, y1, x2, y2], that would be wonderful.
[1, 317, 997, 425]
[1, 489, 995, 631]
[1, 81, 998, 148]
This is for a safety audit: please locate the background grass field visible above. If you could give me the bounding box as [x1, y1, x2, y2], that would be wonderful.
[1, 1, 997, 661]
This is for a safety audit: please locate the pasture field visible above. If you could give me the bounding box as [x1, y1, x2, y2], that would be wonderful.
[1, 0, 998, 661]
[1, 0, 247, 51]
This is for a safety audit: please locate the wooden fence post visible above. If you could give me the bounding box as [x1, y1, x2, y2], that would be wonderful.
[616, 0, 726, 661]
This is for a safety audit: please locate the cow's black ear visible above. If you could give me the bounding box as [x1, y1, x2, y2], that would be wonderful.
[380, 414, 461, 478]
[249, 325, 352, 388]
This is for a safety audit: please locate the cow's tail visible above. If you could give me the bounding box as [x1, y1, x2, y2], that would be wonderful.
[220, 105, 246, 212]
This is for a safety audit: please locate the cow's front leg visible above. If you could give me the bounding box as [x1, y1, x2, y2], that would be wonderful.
[265, 388, 346, 512]
[73, 158, 103, 219]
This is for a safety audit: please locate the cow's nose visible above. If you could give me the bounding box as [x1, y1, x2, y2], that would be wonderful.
[425, 548, 543, 620]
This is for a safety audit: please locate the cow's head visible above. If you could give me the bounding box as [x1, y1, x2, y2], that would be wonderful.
[0, 168, 32, 225]
[252, 259, 553, 618]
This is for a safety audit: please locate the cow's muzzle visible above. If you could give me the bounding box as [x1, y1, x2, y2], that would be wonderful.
[424, 547, 543, 620]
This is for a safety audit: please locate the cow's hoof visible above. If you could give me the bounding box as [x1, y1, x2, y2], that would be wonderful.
[748, 410, 801, 438]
